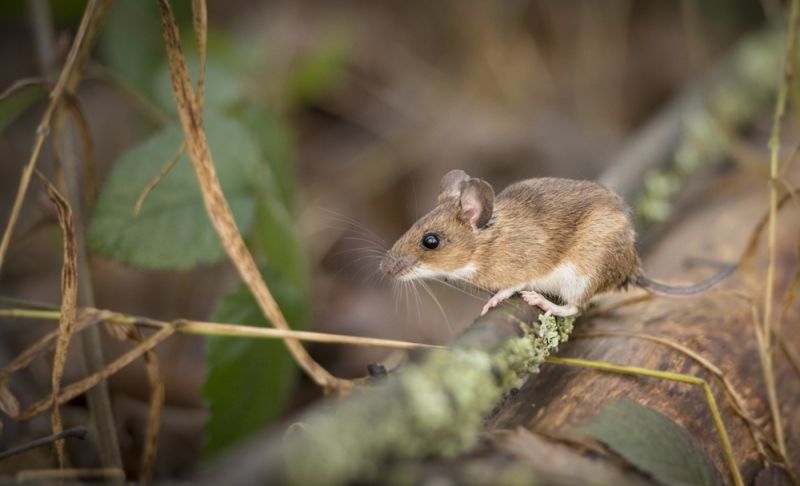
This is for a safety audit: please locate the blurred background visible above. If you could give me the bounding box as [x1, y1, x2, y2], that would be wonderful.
[0, 0, 784, 480]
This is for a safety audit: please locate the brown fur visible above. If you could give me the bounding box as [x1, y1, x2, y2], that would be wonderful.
[381, 173, 642, 306]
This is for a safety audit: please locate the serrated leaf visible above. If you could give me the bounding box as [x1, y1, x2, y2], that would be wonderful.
[575, 399, 721, 486]
[88, 114, 261, 269]
[0, 83, 46, 131]
[202, 270, 307, 457]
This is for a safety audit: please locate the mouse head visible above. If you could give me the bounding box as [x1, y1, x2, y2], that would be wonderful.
[380, 169, 494, 281]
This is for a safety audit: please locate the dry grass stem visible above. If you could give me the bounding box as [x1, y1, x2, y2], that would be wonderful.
[17, 325, 175, 422]
[127, 328, 164, 483]
[0, 310, 107, 385]
[16, 468, 125, 482]
[0, 426, 86, 461]
[0, 77, 48, 101]
[738, 189, 795, 275]
[0, 307, 441, 351]
[133, 0, 205, 218]
[191, 0, 207, 108]
[34, 173, 79, 467]
[0, 0, 102, 271]
[0, 305, 439, 424]
[759, 0, 799, 460]
[61, 94, 98, 213]
[133, 143, 186, 216]
[156, 0, 342, 391]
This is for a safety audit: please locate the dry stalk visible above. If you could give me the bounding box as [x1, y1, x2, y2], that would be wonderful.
[133, 142, 186, 216]
[34, 173, 78, 468]
[760, 0, 800, 460]
[0, 0, 101, 270]
[134, 0, 206, 216]
[61, 94, 98, 212]
[16, 325, 175, 422]
[155, 0, 343, 391]
[125, 328, 164, 484]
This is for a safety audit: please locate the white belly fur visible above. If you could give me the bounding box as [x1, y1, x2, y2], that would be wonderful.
[524, 263, 590, 305]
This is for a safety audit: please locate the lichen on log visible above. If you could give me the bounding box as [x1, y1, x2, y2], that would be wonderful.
[279, 300, 574, 485]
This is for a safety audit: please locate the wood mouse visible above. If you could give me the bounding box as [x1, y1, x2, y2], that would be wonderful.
[379, 170, 734, 317]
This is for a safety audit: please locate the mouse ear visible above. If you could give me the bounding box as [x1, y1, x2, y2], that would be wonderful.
[460, 179, 494, 231]
[438, 170, 471, 202]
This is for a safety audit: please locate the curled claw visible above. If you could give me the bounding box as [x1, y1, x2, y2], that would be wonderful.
[480, 299, 498, 316]
[520, 291, 578, 317]
[481, 290, 514, 316]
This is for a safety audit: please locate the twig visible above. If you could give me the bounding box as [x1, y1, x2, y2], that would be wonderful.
[760, 0, 799, 461]
[16, 468, 124, 482]
[17, 326, 176, 422]
[191, 0, 207, 109]
[133, 143, 185, 216]
[0, 310, 107, 385]
[133, 0, 204, 218]
[127, 328, 164, 484]
[0, 0, 99, 270]
[0, 426, 87, 461]
[156, 0, 344, 392]
[27, 0, 123, 472]
[61, 94, 98, 213]
[0, 77, 49, 102]
[0, 296, 57, 310]
[0, 307, 442, 351]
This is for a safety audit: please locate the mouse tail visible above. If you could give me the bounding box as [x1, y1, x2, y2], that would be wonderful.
[635, 264, 736, 297]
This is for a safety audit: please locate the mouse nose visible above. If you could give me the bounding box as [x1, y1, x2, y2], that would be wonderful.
[380, 254, 413, 277]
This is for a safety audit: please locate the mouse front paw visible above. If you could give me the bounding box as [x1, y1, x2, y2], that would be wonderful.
[481, 289, 515, 316]
[520, 291, 579, 317]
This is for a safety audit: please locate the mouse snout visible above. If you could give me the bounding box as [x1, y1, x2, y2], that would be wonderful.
[379, 253, 414, 278]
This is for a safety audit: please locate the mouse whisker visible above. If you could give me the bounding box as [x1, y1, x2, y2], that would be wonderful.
[338, 231, 385, 243]
[340, 235, 387, 251]
[320, 209, 388, 245]
[391, 280, 401, 315]
[329, 254, 383, 283]
[332, 245, 385, 256]
[431, 278, 485, 301]
[403, 281, 414, 328]
[410, 281, 423, 333]
[419, 279, 453, 339]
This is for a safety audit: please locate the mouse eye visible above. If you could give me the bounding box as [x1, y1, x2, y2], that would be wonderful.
[421, 233, 441, 250]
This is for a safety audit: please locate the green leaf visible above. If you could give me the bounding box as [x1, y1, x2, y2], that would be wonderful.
[0, 82, 47, 131]
[202, 270, 307, 457]
[88, 114, 261, 269]
[575, 399, 721, 486]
